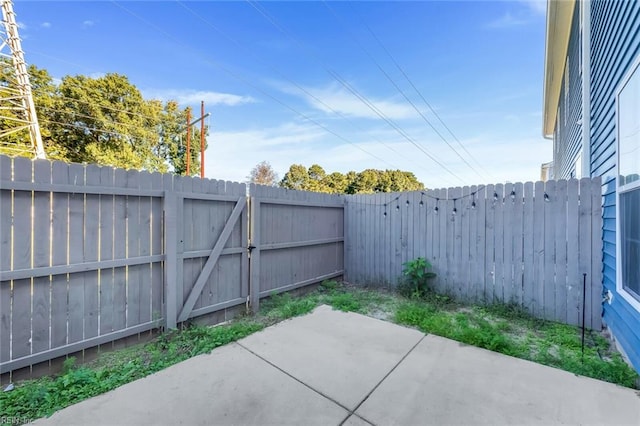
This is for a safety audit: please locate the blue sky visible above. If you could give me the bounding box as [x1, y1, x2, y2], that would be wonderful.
[15, 0, 549, 188]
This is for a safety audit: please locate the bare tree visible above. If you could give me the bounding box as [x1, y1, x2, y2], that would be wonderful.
[248, 161, 279, 186]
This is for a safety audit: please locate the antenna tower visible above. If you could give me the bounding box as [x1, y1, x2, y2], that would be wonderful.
[0, 0, 45, 158]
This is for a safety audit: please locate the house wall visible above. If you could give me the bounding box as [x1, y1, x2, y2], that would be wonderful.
[553, 2, 583, 179]
[590, 0, 640, 371]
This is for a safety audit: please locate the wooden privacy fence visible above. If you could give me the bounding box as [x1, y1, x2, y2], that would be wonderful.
[0, 156, 344, 375]
[345, 178, 603, 329]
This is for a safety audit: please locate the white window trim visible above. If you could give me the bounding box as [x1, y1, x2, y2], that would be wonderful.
[615, 52, 640, 312]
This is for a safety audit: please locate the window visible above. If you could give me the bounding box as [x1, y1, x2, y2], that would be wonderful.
[616, 53, 640, 308]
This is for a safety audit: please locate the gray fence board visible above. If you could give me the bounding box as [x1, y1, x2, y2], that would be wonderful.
[112, 169, 127, 333]
[543, 180, 556, 321]
[484, 184, 495, 303]
[554, 180, 569, 324]
[67, 163, 86, 344]
[32, 160, 51, 354]
[590, 179, 603, 330]
[503, 182, 514, 304]
[11, 157, 32, 360]
[84, 164, 101, 340]
[513, 182, 524, 306]
[0, 156, 12, 364]
[523, 182, 535, 311]
[344, 178, 603, 329]
[566, 179, 580, 326]
[99, 166, 115, 335]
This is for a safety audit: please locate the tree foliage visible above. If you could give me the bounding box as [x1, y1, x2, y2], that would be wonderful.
[248, 161, 279, 186]
[0, 59, 206, 174]
[280, 164, 424, 194]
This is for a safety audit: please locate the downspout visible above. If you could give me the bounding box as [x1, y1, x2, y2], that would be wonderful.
[581, 0, 592, 177]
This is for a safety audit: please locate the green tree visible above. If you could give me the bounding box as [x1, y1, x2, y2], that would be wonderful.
[1, 61, 205, 173]
[280, 164, 311, 190]
[279, 164, 425, 194]
[322, 172, 349, 194]
[248, 161, 279, 186]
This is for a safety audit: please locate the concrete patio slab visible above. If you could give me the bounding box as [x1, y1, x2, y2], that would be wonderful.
[239, 305, 424, 410]
[33, 306, 640, 426]
[356, 334, 640, 426]
[342, 414, 373, 426]
[35, 342, 348, 426]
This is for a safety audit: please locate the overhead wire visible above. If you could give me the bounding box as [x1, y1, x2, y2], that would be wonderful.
[176, 0, 434, 176]
[347, 2, 496, 182]
[109, 0, 402, 170]
[244, 0, 463, 185]
[323, 0, 488, 183]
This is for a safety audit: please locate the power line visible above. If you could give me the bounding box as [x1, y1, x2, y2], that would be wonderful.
[322, 0, 488, 182]
[39, 105, 161, 135]
[244, 0, 463, 185]
[40, 118, 150, 140]
[110, 0, 403, 171]
[32, 88, 162, 123]
[176, 0, 434, 176]
[348, 2, 496, 182]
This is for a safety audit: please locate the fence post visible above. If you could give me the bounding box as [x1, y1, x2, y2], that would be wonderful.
[163, 190, 178, 330]
[249, 197, 260, 313]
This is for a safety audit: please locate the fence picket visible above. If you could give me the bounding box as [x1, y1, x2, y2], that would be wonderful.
[0, 156, 12, 364]
[67, 163, 86, 344]
[543, 180, 557, 321]
[566, 179, 580, 326]
[483, 184, 495, 303]
[472, 185, 486, 303]
[84, 165, 100, 340]
[11, 157, 32, 359]
[533, 181, 545, 317]
[50, 161, 69, 349]
[494, 183, 504, 303]
[512, 182, 524, 306]
[523, 182, 535, 312]
[32, 160, 52, 355]
[112, 169, 127, 332]
[503, 183, 514, 304]
[554, 180, 569, 324]
[99, 167, 115, 336]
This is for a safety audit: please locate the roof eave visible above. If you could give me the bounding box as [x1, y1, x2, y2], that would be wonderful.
[542, 0, 577, 138]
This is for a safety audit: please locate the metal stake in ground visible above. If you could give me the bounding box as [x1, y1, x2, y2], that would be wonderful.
[582, 272, 587, 363]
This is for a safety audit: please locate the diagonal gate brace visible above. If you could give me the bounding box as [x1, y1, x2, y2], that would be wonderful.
[178, 197, 247, 322]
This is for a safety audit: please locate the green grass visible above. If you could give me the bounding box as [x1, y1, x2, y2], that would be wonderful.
[394, 297, 639, 388]
[0, 321, 263, 422]
[2, 280, 637, 423]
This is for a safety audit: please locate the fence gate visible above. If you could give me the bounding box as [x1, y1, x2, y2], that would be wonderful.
[164, 183, 249, 329]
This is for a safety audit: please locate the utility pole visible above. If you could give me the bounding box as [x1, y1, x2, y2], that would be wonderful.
[184, 103, 209, 178]
[0, 0, 46, 159]
[185, 108, 191, 175]
[200, 101, 205, 178]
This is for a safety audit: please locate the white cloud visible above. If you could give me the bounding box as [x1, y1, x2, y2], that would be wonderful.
[41, 22, 52, 29]
[279, 82, 419, 120]
[82, 20, 94, 28]
[203, 117, 551, 189]
[522, 0, 547, 16]
[144, 89, 256, 107]
[485, 12, 530, 29]
[17, 22, 27, 30]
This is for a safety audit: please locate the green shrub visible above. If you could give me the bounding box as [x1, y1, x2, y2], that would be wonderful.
[397, 257, 436, 298]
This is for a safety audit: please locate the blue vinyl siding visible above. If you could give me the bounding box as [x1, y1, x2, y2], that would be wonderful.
[590, 0, 640, 371]
[554, 2, 583, 179]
